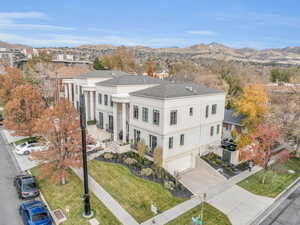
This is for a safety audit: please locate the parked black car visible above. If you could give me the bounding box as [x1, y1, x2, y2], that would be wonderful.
[14, 174, 40, 200]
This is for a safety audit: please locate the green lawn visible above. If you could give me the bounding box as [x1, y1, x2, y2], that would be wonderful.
[88, 160, 186, 223]
[238, 157, 300, 198]
[31, 167, 120, 225]
[166, 203, 231, 225]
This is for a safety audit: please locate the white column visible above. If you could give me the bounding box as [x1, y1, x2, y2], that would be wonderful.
[122, 103, 127, 143]
[64, 84, 68, 99]
[68, 83, 72, 101]
[84, 91, 89, 122]
[90, 91, 95, 121]
[113, 102, 118, 142]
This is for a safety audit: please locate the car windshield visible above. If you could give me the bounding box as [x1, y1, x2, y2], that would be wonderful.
[20, 143, 27, 147]
[32, 212, 48, 222]
[22, 181, 37, 191]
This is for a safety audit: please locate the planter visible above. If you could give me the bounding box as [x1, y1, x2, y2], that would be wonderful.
[96, 151, 192, 198]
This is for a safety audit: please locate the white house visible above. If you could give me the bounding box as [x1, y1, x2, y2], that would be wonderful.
[62, 70, 225, 173]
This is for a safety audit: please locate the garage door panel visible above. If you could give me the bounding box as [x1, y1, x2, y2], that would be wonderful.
[166, 155, 192, 174]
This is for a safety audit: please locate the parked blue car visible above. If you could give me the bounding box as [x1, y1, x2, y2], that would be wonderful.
[19, 200, 52, 225]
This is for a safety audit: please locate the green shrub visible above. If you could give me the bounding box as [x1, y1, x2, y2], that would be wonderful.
[141, 168, 153, 177]
[103, 153, 114, 160]
[164, 181, 175, 190]
[87, 120, 96, 125]
[123, 157, 138, 165]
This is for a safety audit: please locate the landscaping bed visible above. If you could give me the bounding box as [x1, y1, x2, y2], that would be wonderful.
[14, 136, 37, 146]
[31, 167, 120, 225]
[201, 152, 249, 179]
[95, 151, 192, 198]
[89, 158, 188, 223]
[238, 157, 300, 198]
[166, 202, 232, 225]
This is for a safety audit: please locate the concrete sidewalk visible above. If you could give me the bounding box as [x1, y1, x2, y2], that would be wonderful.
[72, 167, 139, 225]
[208, 185, 273, 225]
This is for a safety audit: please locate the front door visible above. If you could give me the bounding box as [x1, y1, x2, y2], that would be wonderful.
[222, 149, 231, 163]
[99, 112, 104, 129]
[134, 129, 141, 147]
[149, 135, 157, 153]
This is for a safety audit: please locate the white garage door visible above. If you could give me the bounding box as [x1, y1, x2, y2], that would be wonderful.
[166, 154, 192, 174]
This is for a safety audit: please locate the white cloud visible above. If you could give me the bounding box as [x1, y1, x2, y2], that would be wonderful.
[187, 30, 216, 36]
[0, 32, 193, 47]
[0, 11, 74, 31]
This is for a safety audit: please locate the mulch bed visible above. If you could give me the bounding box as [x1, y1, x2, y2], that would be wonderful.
[201, 152, 249, 179]
[95, 151, 193, 198]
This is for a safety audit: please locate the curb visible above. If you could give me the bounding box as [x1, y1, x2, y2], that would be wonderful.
[0, 128, 22, 172]
[27, 170, 57, 225]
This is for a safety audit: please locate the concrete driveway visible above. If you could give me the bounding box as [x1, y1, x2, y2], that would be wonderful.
[208, 185, 273, 225]
[179, 158, 226, 195]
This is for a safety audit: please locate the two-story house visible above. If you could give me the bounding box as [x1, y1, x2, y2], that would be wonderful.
[62, 70, 225, 173]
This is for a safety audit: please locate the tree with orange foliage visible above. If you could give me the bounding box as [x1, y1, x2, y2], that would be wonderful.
[101, 46, 137, 73]
[146, 61, 154, 77]
[0, 67, 25, 104]
[31, 99, 82, 185]
[4, 84, 45, 137]
[240, 122, 285, 183]
[234, 84, 269, 131]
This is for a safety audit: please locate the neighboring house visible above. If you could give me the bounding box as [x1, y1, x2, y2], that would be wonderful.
[62, 70, 225, 174]
[222, 109, 246, 139]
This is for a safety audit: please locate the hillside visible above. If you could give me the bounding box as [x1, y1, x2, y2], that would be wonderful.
[0, 41, 30, 49]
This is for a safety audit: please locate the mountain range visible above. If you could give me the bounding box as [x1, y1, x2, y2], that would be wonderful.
[2, 40, 300, 66]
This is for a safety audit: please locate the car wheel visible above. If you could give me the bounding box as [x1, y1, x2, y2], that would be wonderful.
[24, 151, 30, 155]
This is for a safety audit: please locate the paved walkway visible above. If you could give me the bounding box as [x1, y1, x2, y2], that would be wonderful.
[72, 167, 139, 225]
[208, 185, 273, 225]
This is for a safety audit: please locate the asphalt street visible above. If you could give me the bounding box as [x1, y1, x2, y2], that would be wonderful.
[0, 128, 23, 225]
[261, 186, 300, 225]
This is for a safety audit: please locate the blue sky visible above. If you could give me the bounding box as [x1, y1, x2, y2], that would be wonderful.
[0, 0, 299, 49]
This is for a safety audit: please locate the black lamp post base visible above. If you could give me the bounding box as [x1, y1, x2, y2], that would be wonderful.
[82, 210, 94, 219]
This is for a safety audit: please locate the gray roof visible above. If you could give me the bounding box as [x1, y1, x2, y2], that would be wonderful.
[130, 82, 224, 99]
[96, 75, 165, 86]
[224, 109, 246, 126]
[72, 70, 131, 79]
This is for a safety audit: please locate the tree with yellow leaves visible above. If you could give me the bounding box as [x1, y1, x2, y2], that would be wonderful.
[233, 84, 269, 131]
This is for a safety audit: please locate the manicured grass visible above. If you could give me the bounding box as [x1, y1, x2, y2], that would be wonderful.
[14, 137, 37, 146]
[88, 160, 186, 223]
[31, 167, 120, 225]
[166, 203, 232, 225]
[238, 157, 300, 198]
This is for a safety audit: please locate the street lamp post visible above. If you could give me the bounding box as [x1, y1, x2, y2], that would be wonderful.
[79, 94, 93, 218]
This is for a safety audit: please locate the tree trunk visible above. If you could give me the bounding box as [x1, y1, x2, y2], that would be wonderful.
[61, 174, 66, 185]
[296, 139, 300, 158]
[261, 168, 268, 184]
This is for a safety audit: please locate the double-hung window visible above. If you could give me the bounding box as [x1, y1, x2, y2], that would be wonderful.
[210, 126, 214, 136]
[212, 104, 217, 115]
[98, 93, 102, 104]
[180, 134, 184, 146]
[142, 107, 148, 122]
[189, 107, 193, 116]
[169, 137, 173, 149]
[133, 106, 139, 119]
[104, 95, 108, 105]
[205, 105, 209, 118]
[153, 109, 160, 125]
[170, 110, 177, 125]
